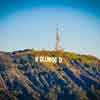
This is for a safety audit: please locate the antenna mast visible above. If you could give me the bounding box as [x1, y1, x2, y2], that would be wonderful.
[55, 25, 62, 51]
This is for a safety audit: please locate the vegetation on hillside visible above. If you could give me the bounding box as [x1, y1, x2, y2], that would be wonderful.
[0, 49, 100, 100]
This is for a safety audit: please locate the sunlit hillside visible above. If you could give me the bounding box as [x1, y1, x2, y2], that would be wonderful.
[0, 49, 100, 100]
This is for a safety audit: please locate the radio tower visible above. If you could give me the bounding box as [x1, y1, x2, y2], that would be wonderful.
[55, 25, 62, 51]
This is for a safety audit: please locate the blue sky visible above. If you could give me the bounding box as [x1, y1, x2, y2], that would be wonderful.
[0, 0, 100, 58]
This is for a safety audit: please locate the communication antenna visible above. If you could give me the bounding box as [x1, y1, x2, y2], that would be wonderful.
[55, 24, 63, 51]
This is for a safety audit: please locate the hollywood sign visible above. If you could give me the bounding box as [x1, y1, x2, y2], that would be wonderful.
[35, 56, 62, 63]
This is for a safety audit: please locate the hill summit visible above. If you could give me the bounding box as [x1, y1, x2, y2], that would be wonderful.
[0, 49, 100, 100]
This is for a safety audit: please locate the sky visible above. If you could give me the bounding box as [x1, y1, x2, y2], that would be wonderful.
[0, 0, 100, 58]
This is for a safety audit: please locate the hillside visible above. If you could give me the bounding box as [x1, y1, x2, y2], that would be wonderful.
[0, 49, 100, 100]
